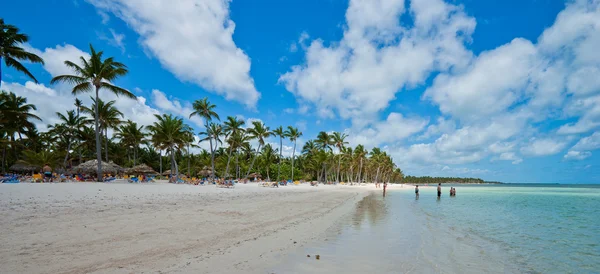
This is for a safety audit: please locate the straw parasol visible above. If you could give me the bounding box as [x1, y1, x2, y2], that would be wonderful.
[9, 162, 40, 173]
[162, 169, 172, 176]
[198, 166, 213, 177]
[247, 172, 262, 179]
[126, 164, 157, 175]
[70, 160, 117, 174]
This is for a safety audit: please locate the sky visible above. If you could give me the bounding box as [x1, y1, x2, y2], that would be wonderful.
[2, 0, 600, 183]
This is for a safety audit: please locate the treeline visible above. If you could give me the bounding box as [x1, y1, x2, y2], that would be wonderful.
[402, 176, 494, 185]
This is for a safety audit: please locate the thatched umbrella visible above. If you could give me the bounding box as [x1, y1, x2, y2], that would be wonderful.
[71, 160, 117, 175]
[198, 166, 213, 177]
[108, 161, 124, 173]
[9, 163, 40, 173]
[126, 164, 157, 175]
[162, 169, 172, 176]
[247, 172, 262, 179]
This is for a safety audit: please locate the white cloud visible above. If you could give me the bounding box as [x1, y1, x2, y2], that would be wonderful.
[280, 0, 475, 123]
[99, 28, 126, 53]
[520, 138, 568, 156]
[424, 38, 537, 121]
[89, 0, 260, 107]
[24, 44, 90, 77]
[563, 150, 592, 160]
[151, 89, 204, 128]
[492, 152, 523, 164]
[347, 113, 429, 148]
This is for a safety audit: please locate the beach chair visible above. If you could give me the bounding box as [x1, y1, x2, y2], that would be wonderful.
[2, 176, 19, 184]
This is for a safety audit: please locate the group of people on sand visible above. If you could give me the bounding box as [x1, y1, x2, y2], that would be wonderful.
[414, 183, 457, 198]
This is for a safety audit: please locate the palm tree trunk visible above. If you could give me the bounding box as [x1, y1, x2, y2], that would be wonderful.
[0, 56, 3, 83]
[209, 136, 215, 179]
[134, 143, 138, 166]
[224, 144, 234, 179]
[246, 144, 261, 178]
[171, 146, 178, 178]
[337, 153, 341, 183]
[2, 146, 6, 173]
[63, 140, 72, 168]
[104, 128, 109, 162]
[235, 148, 240, 179]
[187, 143, 190, 177]
[277, 136, 282, 181]
[358, 157, 363, 184]
[291, 140, 296, 182]
[94, 86, 103, 181]
[159, 149, 162, 174]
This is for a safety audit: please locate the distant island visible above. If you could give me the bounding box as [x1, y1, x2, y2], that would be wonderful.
[402, 176, 503, 185]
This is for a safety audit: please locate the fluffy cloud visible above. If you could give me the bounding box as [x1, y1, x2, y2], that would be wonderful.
[347, 113, 428, 148]
[492, 152, 523, 165]
[564, 131, 600, 160]
[563, 150, 591, 160]
[520, 138, 568, 156]
[24, 44, 90, 77]
[280, 0, 475, 124]
[151, 90, 204, 128]
[89, 0, 260, 107]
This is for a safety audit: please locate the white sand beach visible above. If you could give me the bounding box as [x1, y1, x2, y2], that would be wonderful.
[0, 182, 374, 274]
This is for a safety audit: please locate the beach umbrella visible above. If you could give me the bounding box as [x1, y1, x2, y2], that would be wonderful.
[126, 164, 157, 175]
[247, 172, 262, 179]
[70, 160, 117, 175]
[161, 169, 172, 176]
[198, 166, 213, 177]
[9, 163, 40, 173]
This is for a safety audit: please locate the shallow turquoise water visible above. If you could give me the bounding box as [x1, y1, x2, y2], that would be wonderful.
[273, 185, 600, 274]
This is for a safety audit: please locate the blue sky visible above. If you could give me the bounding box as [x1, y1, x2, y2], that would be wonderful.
[2, 0, 600, 183]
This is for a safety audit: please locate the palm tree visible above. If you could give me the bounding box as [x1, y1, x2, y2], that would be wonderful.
[190, 97, 220, 178]
[115, 120, 146, 166]
[0, 19, 45, 83]
[315, 131, 332, 151]
[370, 147, 383, 183]
[52, 110, 86, 167]
[0, 90, 41, 141]
[146, 114, 188, 178]
[81, 98, 123, 162]
[273, 126, 286, 182]
[51, 44, 135, 181]
[354, 144, 366, 183]
[18, 150, 60, 169]
[74, 98, 84, 164]
[245, 121, 272, 178]
[260, 143, 277, 181]
[199, 122, 222, 179]
[228, 131, 248, 179]
[331, 132, 348, 183]
[285, 126, 302, 182]
[223, 116, 245, 178]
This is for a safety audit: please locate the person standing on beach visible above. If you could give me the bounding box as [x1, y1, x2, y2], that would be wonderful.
[42, 164, 52, 182]
[437, 183, 442, 198]
[415, 185, 419, 198]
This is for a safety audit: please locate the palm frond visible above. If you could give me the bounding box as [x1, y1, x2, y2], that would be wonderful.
[99, 82, 136, 99]
[3, 56, 39, 83]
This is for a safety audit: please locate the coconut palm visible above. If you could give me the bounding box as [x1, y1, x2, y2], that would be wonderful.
[0, 19, 45, 83]
[285, 126, 302, 182]
[51, 110, 86, 167]
[245, 121, 272, 178]
[223, 116, 245, 178]
[81, 98, 123, 162]
[115, 120, 146, 166]
[273, 126, 286, 181]
[50, 44, 135, 181]
[260, 143, 277, 181]
[190, 97, 220, 178]
[0, 90, 41, 141]
[315, 131, 332, 151]
[199, 122, 222, 179]
[331, 132, 348, 183]
[228, 131, 248, 179]
[146, 114, 189, 178]
[18, 150, 60, 169]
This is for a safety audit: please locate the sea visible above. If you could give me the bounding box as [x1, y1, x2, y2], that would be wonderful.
[272, 184, 600, 274]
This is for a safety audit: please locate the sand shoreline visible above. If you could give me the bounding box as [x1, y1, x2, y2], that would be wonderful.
[0, 182, 374, 273]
